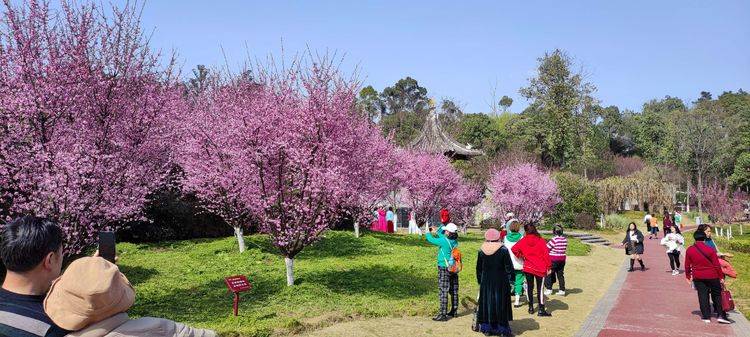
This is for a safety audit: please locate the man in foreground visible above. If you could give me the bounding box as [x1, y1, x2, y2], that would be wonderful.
[0, 216, 69, 337]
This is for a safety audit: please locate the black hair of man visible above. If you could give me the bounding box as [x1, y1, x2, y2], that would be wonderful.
[1, 216, 63, 272]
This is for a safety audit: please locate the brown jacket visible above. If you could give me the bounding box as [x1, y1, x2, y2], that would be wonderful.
[66, 313, 216, 337]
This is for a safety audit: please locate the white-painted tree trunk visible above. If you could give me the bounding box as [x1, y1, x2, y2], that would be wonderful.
[285, 257, 295, 286]
[686, 183, 691, 213]
[234, 226, 246, 253]
[354, 222, 360, 238]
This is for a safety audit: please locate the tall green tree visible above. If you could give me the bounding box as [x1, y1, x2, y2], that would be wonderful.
[357, 85, 385, 121]
[456, 113, 505, 156]
[519, 49, 598, 173]
[717, 90, 750, 188]
[379, 77, 430, 145]
[632, 96, 686, 163]
[499, 95, 513, 112]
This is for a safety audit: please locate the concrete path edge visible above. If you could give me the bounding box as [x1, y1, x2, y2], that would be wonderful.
[573, 256, 629, 337]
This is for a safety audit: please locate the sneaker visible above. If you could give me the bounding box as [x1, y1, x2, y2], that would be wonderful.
[431, 314, 449, 322]
[717, 317, 732, 324]
[543, 289, 553, 296]
[701, 319, 711, 323]
[671, 270, 679, 276]
[556, 290, 566, 296]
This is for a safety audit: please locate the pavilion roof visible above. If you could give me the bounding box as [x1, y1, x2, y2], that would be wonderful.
[409, 111, 484, 159]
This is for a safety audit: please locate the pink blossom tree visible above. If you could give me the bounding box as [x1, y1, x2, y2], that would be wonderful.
[397, 150, 477, 227]
[445, 181, 484, 231]
[702, 181, 748, 225]
[489, 163, 561, 223]
[178, 56, 395, 285]
[0, 0, 181, 254]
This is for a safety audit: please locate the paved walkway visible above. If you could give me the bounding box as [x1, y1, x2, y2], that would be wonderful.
[577, 231, 750, 337]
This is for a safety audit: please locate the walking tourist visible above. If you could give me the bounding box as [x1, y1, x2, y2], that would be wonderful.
[44, 257, 216, 336]
[503, 220, 526, 307]
[426, 222, 460, 322]
[684, 230, 732, 324]
[644, 213, 652, 235]
[511, 223, 552, 317]
[698, 224, 720, 252]
[503, 221, 526, 308]
[649, 214, 659, 239]
[660, 226, 685, 275]
[544, 225, 567, 296]
[622, 222, 646, 272]
[503, 212, 515, 229]
[663, 210, 673, 238]
[675, 210, 683, 229]
[475, 229, 514, 337]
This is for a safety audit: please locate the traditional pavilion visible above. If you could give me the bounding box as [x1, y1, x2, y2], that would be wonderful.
[409, 107, 484, 160]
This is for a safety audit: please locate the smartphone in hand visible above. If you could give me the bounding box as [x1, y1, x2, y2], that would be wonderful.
[98, 231, 116, 264]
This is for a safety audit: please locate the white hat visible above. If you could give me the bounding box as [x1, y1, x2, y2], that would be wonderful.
[505, 212, 514, 218]
[444, 223, 458, 233]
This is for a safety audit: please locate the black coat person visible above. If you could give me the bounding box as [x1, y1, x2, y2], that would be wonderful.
[621, 222, 646, 272]
[622, 229, 645, 255]
[475, 229, 514, 335]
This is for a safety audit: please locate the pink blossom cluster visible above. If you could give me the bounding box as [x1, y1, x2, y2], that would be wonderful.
[177, 58, 397, 258]
[397, 150, 480, 225]
[0, 1, 181, 254]
[489, 163, 561, 223]
[701, 181, 748, 225]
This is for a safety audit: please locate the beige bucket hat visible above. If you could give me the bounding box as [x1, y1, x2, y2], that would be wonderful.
[44, 257, 135, 331]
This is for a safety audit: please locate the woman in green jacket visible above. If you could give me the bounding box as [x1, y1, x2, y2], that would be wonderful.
[426, 222, 459, 321]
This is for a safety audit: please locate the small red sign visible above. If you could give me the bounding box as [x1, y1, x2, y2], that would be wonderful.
[225, 275, 252, 293]
[224, 275, 252, 316]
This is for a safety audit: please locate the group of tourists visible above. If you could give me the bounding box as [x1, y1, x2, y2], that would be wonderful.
[424, 211, 568, 337]
[621, 213, 738, 326]
[644, 209, 683, 240]
[0, 216, 217, 337]
[371, 207, 397, 233]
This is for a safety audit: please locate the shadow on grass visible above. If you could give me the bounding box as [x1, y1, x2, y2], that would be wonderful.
[119, 265, 159, 286]
[510, 317, 541, 335]
[303, 264, 433, 298]
[297, 232, 386, 260]
[128, 273, 284, 324]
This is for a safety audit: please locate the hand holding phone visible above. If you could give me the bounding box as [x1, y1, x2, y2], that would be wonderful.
[98, 231, 116, 264]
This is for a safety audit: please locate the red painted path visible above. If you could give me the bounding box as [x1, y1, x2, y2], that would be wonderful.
[597, 233, 735, 337]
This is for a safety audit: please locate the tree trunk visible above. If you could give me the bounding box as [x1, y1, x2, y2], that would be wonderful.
[686, 182, 691, 213]
[285, 257, 295, 286]
[354, 221, 360, 238]
[697, 171, 703, 214]
[234, 226, 246, 253]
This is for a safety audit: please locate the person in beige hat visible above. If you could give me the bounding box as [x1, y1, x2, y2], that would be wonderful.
[44, 257, 215, 337]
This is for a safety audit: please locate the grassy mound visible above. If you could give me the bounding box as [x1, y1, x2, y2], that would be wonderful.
[116, 230, 589, 336]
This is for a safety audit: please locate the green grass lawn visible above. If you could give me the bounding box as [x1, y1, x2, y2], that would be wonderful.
[116, 230, 589, 337]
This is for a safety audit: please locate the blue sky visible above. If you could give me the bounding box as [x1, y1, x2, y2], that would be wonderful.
[132, 0, 749, 113]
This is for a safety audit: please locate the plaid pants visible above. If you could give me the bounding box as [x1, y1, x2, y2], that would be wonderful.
[438, 266, 459, 315]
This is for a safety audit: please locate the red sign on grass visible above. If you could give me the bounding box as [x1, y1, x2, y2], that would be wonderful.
[225, 275, 252, 292]
[224, 275, 252, 316]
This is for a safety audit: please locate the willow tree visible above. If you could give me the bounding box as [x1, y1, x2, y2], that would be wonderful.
[597, 167, 675, 214]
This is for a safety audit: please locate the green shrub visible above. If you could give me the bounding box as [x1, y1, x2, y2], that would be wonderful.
[549, 172, 601, 228]
[605, 214, 631, 231]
